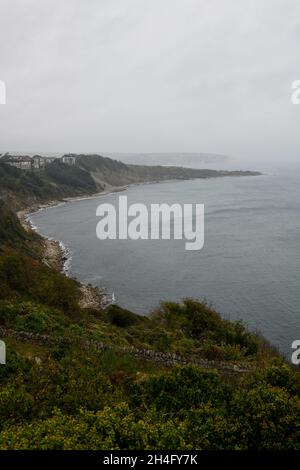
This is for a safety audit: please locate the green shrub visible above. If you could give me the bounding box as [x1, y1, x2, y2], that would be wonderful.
[107, 305, 141, 328]
[130, 366, 230, 413]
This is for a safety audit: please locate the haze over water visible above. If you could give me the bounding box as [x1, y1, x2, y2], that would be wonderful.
[31, 171, 300, 357]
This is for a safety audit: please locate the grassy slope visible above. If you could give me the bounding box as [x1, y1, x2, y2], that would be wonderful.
[0, 162, 299, 450]
[0, 161, 98, 210]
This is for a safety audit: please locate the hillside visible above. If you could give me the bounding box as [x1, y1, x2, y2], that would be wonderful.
[0, 154, 260, 210]
[1, 160, 299, 450]
[0, 160, 98, 210]
[76, 154, 259, 189]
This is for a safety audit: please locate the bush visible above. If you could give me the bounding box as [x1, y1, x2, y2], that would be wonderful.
[107, 305, 141, 328]
[0, 250, 80, 315]
[130, 366, 230, 413]
[230, 384, 300, 449]
[0, 405, 188, 450]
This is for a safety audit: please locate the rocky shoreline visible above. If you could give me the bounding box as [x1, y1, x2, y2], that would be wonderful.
[17, 199, 114, 310]
[17, 203, 69, 272]
[15, 181, 157, 309]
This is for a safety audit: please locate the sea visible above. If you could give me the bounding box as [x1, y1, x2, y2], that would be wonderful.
[30, 170, 300, 357]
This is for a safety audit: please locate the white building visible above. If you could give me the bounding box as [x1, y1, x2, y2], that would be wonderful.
[32, 155, 46, 170]
[62, 155, 77, 165]
[1, 155, 32, 170]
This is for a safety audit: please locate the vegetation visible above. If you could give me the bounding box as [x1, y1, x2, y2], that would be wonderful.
[44, 160, 97, 193]
[0, 164, 298, 450]
[77, 154, 260, 189]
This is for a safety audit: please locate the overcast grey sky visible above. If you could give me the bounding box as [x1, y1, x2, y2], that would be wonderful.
[0, 0, 300, 165]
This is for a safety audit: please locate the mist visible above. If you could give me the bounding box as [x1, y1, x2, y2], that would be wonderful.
[1, 0, 300, 171]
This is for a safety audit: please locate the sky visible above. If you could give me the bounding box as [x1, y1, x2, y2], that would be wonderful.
[0, 0, 300, 168]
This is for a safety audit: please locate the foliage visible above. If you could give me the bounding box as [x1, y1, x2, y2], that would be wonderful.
[0, 194, 299, 450]
[0, 249, 80, 315]
[0, 365, 299, 449]
[44, 160, 97, 192]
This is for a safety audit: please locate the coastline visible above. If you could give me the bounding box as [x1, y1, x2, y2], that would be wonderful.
[16, 178, 188, 309]
[16, 186, 128, 310]
[17, 173, 262, 312]
[16, 179, 181, 272]
[17, 183, 132, 265]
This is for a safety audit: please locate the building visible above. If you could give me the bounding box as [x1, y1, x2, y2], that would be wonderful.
[32, 155, 46, 170]
[44, 157, 57, 165]
[62, 155, 77, 166]
[1, 155, 33, 171]
[0, 154, 77, 171]
[0, 154, 52, 171]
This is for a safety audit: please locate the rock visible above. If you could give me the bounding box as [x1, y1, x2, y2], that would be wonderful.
[34, 356, 42, 365]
